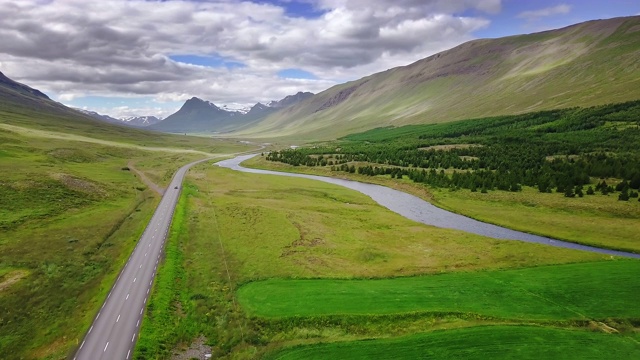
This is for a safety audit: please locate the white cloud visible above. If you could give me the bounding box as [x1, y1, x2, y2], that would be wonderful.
[0, 0, 496, 115]
[517, 4, 571, 21]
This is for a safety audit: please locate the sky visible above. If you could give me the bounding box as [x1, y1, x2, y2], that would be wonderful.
[0, 0, 638, 119]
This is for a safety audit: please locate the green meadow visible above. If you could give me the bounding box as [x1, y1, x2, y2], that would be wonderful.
[265, 326, 640, 360]
[134, 163, 633, 359]
[0, 115, 249, 359]
[238, 260, 640, 320]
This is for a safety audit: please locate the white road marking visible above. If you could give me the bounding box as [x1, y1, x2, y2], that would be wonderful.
[89, 325, 93, 333]
[136, 319, 140, 327]
[126, 293, 129, 300]
[140, 264, 142, 269]
[140, 308, 143, 315]
[147, 288, 149, 294]
[116, 314, 120, 323]
[104, 342, 109, 352]
[80, 340, 85, 349]
[133, 277, 137, 283]
[144, 297, 147, 303]
[132, 333, 136, 342]
[145, 253, 147, 257]
[127, 350, 131, 359]
[96, 312, 101, 319]
[149, 280, 152, 285]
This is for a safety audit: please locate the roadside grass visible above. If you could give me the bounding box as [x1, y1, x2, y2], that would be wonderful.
[264, 326, 640, 360]
[131, 152, 209, 188]
[0, 122, 245, 358]
[237, 260, 640, 320]
[243, 156, 640, 253]
[135, 183, 192, 359]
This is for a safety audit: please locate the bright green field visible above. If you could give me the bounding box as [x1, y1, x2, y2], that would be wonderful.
[266, 326, 640, 360]
[238, 260, 640, 320]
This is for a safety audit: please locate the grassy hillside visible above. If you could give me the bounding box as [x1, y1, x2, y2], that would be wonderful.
[0, 76, 253, 358]
[0, 79, 243, 153]
[234, 16, 640, 140]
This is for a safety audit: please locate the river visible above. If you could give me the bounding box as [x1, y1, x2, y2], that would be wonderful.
[216, 154, 640, 259]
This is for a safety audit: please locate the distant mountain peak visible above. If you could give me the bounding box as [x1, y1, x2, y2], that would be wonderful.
[182, 97, 222, 111]
[150, 90, 315, 133]
[267, 91, 314, 108]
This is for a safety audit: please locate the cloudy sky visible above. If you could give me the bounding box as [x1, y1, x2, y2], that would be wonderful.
[0, 0, 637, 119]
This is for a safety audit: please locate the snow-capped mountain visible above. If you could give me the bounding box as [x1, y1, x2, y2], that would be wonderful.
[121, 115, 162, 127]
[75, 108, 161, 127]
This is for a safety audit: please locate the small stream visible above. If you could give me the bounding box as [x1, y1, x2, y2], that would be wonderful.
[216, 154, 640, 259]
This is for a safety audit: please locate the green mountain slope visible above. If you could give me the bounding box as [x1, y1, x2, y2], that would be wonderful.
[0, 72, 235, 151]
[234, 16, 640, 140]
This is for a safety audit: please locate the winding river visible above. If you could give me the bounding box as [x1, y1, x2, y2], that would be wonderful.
[216, 154, 640, 259]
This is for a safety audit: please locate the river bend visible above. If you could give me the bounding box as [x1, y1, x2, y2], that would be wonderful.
[216, 154, 640, 259]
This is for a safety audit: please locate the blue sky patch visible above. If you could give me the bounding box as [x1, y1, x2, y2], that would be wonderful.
[60, 95, 182, 118]
[278, 68, 318, 80]
[257, 0, 326, 19]
[170, 54, 246, 69]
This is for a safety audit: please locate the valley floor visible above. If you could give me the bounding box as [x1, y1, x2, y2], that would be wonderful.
[135, 159, 639, 359]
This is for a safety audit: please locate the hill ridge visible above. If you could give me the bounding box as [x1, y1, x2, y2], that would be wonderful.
[233, 15, 640, 140]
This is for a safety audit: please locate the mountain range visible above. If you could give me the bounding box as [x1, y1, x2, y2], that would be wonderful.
[76, 109, 162, 128]
[149, 91, 313, 133]
[232, 15, 640, 140]
[2, 16, 640, 140]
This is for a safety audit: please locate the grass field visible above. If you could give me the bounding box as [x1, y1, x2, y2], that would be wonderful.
[237, 260, 640, 320]
[265, 326, 640, 360]
[431, 188, 640, 253]
[133, 162, 615, 359]
[0, 115, 251, 359]
[244, 156, 640, 253]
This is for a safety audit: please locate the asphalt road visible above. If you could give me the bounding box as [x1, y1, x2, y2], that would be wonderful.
[74, 158, 211, 360]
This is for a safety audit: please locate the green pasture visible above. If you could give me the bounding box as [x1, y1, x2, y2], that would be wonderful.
[238, 260, 640, 320]
[266, 326, 640, 360]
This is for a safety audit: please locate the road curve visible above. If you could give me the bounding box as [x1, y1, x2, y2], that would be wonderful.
[73, 158, 212, 360]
